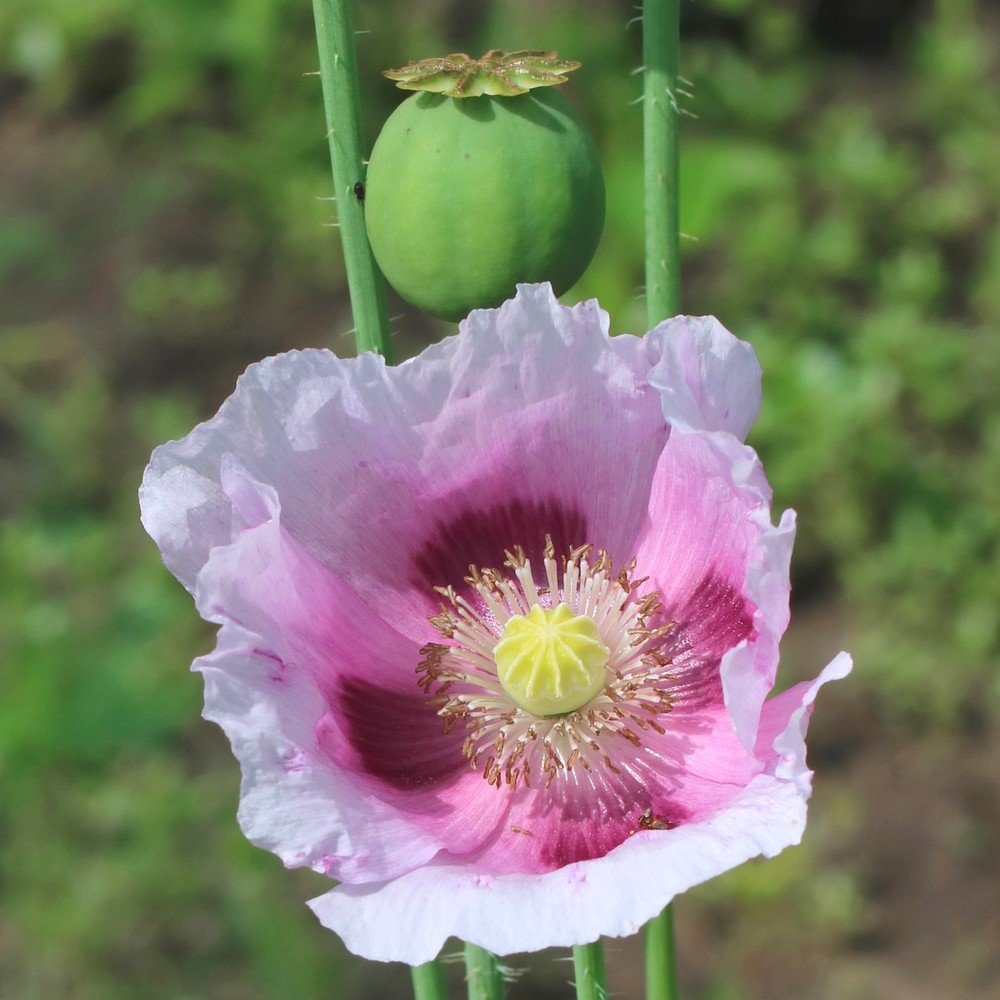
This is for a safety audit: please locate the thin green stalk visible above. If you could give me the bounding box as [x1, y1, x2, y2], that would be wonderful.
[411, 959, 449, 1000]
[642, 0, 681, 996]
[643, 0, 682, 323]
[312, 0, 391, 357]
[464, 942, 505, 1000]
[644, 906, 678, 1000]
[572, 941, 607, 1000]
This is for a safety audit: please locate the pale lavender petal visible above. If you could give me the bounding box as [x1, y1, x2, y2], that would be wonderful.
[141, 284, 670, 639]
[140, 348, 418, 598]
[646, 314, 762, 440]
[196, 514, 509, 865]
[196, 625, 442, 883]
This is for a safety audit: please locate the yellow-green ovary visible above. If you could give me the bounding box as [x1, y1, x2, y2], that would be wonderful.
[493, 603, 609, 717]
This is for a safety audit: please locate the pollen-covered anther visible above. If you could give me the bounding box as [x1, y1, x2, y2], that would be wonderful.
[416, 539, 679, 790]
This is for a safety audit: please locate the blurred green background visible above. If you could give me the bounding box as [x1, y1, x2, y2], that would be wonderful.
[1, 0, 998, 996]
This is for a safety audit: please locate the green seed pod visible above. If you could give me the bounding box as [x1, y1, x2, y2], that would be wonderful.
[364, 51, 606, 321]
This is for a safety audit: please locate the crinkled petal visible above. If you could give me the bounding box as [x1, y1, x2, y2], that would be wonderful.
[646, 314, 762, 440]
[195, 512, 509, 870]
[139, 283, 849, 962]
[309, 774, 804, 964]
[633, 429, 794, 750]
[141, 284, 676, 640]
[721, 507, 796, 751]
[196, 625, 442, 883]
[755, 652, 854, 792]
[309, 656, 849, 962]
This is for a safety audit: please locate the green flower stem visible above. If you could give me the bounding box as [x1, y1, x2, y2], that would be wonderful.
[642, 0, 681, 995]
[643, 0, 682, 323]
[572, 941, 608, 1000]
[644, 906, 679, 1000]
[464, 943, 505, 1000]
[411, 959, 449, 1000]
[311, 0, 392, 358]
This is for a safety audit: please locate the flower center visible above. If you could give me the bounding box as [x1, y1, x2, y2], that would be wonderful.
[493, 603, 610, 717]
[418, 536, 679, 791]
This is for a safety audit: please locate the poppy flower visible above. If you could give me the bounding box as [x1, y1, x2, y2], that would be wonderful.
[140, 283, 850, 964]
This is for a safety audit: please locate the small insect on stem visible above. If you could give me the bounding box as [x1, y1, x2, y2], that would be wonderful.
[353, 181, 365, 203]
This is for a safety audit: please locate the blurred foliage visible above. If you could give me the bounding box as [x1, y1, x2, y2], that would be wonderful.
[1, 0, 999, 997]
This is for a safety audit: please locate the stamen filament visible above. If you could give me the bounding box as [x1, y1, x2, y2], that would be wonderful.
[417, 541, 678, 792]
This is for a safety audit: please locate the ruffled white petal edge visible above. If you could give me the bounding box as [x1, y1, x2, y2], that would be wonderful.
[654, 425, 792, 753]
[646, 314, 762, 441]
[719, 498, 796, 752]
[768, 652, 853, 795]
[140, 284, 763, 596]
[139, 348, 395, 593]
[196, 625, 445, 884]
[308, 654, 851, 964]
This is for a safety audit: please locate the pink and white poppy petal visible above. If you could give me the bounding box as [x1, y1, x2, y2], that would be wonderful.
[196, 625, 443, 883]
[755, 652, 854, 792]
[465, 698, 768, 877]
[384, 283, 671, 593]
[195, 515, 509, 862]
[313, 694, 511, 859]
[140, 348, 422, 598]
[140, 283, 851, 962]
[308, 772, 807, 964]
[639, 702, 766, 817]
[720, 507, 797, 750]
[142, 284, 671, 638]
[466, 766, 680, 877]
[646, 314, 762, 440]
[633, 429, 795, 750]
[634, 431, 771, 614]
[311, 656, 849, 962]
[193, 511, 418, 698]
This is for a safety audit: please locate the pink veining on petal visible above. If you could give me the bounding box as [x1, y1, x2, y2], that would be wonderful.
[411, 496, 588, 595]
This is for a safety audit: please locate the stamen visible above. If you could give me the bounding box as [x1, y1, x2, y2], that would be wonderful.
[416, 541, 678, 790]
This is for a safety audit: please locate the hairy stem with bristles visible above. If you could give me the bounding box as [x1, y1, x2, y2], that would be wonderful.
[642, 0, 682, 996]
[312, 0, 391, 357]
[643, 0, 682, 323]
[573, 941, 608, 1000]
[464, 942, 505, 1000]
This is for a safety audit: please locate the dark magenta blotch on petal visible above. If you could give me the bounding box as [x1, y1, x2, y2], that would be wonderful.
[411, 497, 587, 591]
[662, 572, 755, 711]
[538, 800, 690, 869]
[326, 677, 467, 791]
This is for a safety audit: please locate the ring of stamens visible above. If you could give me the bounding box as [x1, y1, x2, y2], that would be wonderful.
[417, 536, 677, 791]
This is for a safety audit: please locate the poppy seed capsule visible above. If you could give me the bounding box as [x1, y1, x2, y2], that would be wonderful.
[365, 52, 605, 321]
